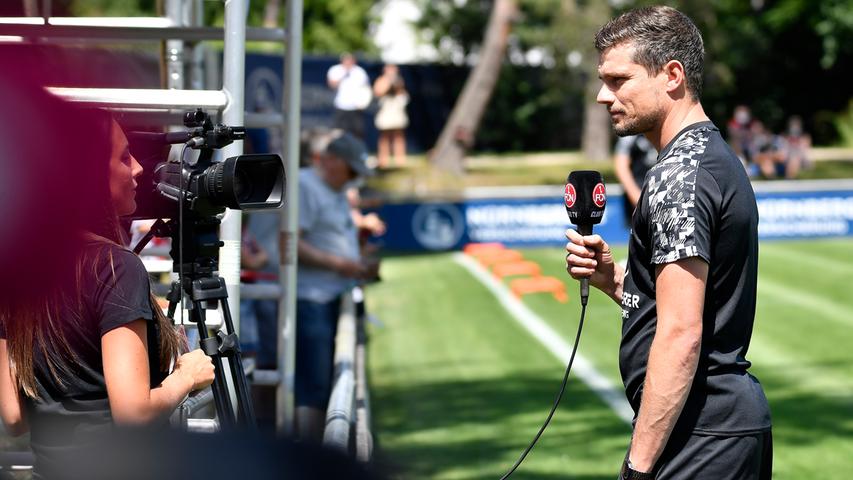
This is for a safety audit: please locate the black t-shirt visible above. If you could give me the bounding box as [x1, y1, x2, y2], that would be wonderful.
[1, 243, 163, 476]
[621, 122, 771, 436]
[616, 134, 658, 188]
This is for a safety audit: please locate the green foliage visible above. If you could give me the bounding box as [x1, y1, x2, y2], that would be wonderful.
[414, 0, 608, 152]
[64, 0, 375, 56]
[834, 100, 853, 148]
[68, 0, 157, 17]
[415, 0, 852, 149]
[300, 0, 376, 55]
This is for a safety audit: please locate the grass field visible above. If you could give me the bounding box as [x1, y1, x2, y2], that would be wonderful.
[365, 239, 853, 479]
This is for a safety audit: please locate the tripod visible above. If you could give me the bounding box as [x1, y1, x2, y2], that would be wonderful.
[137, 216, 256, 430]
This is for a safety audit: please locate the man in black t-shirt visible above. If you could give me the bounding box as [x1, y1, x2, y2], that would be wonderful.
[565, 6, 771, 480]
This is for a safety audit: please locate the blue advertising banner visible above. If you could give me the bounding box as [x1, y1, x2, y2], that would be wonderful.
[755, 183, 853, 239]
[372, 180, 853, 252]
[374, 186, 631, 251]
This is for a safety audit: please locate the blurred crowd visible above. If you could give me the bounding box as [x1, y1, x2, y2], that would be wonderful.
[613, 105, 813, 228]
[726, 105, 812, 180]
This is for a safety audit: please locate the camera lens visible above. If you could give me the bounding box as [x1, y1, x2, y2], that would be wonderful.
[233, 169, 253, 203]
[197, 154, 283, 211]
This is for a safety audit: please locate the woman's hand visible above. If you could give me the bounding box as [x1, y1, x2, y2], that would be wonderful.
[105, 320, 214, 424]
[173, 349, 215, 391]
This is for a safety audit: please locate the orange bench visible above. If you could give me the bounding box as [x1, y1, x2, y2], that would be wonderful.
[463, 242, 505, 254]
[491, 260, 542, 279]
[473, 249, 524, 267]
[509, 276, 569, 303]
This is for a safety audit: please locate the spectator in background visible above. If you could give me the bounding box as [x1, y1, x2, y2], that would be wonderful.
[613, 134, 658, 227]
[295, 130, 379, 442]
[779, 115, 811, 179]
[727, 104, 756, 174]
[750, 120, 785, 179]
[239, 216, 279, 370]
[326, 53, 372, 140]
[373, 64, 409, 169]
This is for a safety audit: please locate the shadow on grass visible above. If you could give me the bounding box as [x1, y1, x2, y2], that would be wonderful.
[756, 367, 853, 447]
[370, 369, 630, 480]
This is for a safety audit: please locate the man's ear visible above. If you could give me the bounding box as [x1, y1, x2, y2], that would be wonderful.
[663, 59, 686, 94]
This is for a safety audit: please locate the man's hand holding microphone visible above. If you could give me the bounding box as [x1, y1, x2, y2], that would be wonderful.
[563, 171, 623, 305]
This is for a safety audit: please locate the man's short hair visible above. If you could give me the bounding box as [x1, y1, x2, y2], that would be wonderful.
[594, 6, 705, 101]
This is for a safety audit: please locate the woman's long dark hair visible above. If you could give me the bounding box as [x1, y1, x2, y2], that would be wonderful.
[1, 99, 184, 398]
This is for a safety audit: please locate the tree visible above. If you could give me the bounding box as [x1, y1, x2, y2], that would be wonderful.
[428, 0, 517, 175]
[558, 0, 612, 162]
[417, 0, 613, 163]
[59, 0, 376, 56]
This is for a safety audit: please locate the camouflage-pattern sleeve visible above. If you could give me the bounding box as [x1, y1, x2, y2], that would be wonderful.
[646, 128, 718, 265]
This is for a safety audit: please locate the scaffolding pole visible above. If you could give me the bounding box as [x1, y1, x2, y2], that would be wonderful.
[277, 0, 303, 435]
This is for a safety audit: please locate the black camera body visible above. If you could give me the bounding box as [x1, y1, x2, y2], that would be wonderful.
[130, 109, 285, 220]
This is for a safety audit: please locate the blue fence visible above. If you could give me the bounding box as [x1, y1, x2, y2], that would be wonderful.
[370, 180, 853, 252]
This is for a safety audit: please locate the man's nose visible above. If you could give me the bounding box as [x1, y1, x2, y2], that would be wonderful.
[596, 83, 614, 105]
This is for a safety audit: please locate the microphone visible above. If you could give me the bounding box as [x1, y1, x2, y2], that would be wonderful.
[565, 170, 607, 305]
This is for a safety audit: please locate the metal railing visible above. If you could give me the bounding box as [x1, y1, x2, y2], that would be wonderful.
[322, 290, 373, 461]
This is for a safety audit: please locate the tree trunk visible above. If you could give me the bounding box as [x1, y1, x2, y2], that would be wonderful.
[581, 78, 612, 161]
[429, 0, 517, 176]
[263, 0, 281, 28]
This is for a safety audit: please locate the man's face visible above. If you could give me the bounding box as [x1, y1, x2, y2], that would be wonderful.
[319, 153, 357, 190]
[596, 42, 666, 137]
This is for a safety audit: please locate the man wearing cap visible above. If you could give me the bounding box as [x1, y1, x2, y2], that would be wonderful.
[294, 129, 377, 441]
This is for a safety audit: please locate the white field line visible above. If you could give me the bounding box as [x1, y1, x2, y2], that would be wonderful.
[454, 253, 634, 424]
[758, 276, 853, 328]
[748, 332, 853, 398]
[760, 244, 853, 276]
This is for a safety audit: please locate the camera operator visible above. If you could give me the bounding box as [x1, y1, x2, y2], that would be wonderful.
[0, 99, 215, 478]
[295, 130, 378, 442]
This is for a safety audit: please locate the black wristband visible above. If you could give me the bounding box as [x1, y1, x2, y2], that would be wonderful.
[620, 459, 654, 480]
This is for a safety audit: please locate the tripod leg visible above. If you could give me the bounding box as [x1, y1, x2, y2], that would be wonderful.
[192, 303, 237, 429]
[219, 296, 257, 427]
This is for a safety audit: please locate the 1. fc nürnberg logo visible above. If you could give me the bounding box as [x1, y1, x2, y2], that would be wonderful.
[564, 183, 576, 208]
[592, 183, 606, 208]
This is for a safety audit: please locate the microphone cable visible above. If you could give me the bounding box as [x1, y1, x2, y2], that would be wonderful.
[177, 142, 190, 318]
[500, 299, 588, 479]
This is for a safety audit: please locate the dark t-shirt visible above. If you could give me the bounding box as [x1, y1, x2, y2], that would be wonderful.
[615, 134, 658, 188]
[620, 122, 771, 436]
[1, 243, 163, 476]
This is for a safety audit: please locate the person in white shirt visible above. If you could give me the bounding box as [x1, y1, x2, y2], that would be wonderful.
[327, 53, 372, 140]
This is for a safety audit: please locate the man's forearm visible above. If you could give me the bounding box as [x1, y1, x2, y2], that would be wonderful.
[297, 240, 343, 273]
[629, 328, 700, 471]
